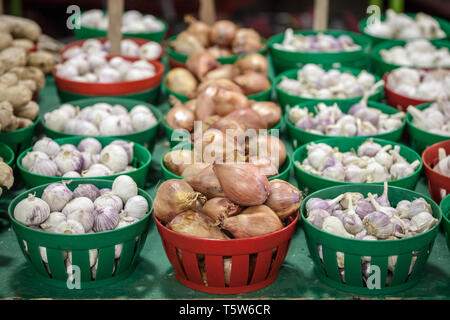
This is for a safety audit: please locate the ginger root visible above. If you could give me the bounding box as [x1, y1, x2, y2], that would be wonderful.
[0, 31, 13, 51]
[0, 46, 27, 71]
[0, 83, 32, 108]
[0, 15, 41, 41]
[12, 38, 35, 50]
[27, 51, 54, 74]
[9, 66, 45, 90]
[0, 160, 14, 197]
[0, 101, 15, 131]
[15, 100, 39, 120]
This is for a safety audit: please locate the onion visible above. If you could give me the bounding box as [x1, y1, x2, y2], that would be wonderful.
[210, 20, 238, 46]
[207, 46, 232, 58]
[200, 129, 246, 163]
[41, 183, 73, 212]
[248, 135, 286, 168]
[222, 205, 283, 238]
[170, 31, 205, 56]
[167, 210, 228, 239]
[180, 163, 210, 179]
[213, 88, 250, 117]
[185, 165, 225, 199]
[213, 162, 270, 206]
[204, 64, 234, 81]
[154, 179, 206, 223]
[164, 101, 195, 132]
[250, 101, 282, 128]
[233, 72, 271, 95]
[196, 78, 243, 96]
[265, 179, 302, 219]
[231, 28, 263, 54]
[185, 15, 211, 47]
[194, 87, 218, 120]
[202, 197, 242, 222]
[165, 68, 198, 97]
[248, 156, 279, 178]
[186, 51, 221, 80]
[163, 149, 194, 176]
[225, 108, 267, 131]
[233, 53, 268, 76]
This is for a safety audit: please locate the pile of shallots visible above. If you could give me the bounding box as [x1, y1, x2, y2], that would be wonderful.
[62, 38, 162, 62]
[0, 157, 13, 197]
[169, 15, 264, 57]
[387, 68, 450, 100]
[165, 52, 271, 97]
[164, 133, 286, 179]
[297, 139, 420, 183]
[380, 39, 450, 68]
[155, 163, 302, 240]
[278, 64, 380, 99]
[22, 137, 137, 178]
[433, 148, 450, 177]
[14, 175, 149, 279]
[56, 55, 156, 83]
[80, 10, 165, 33]
[288, 98, 405, 137]
[44, 102, 157, 136]
[274, 29, 360, 52]
[364, 10, 445, 40]
[306, 182, 438, 285]
[407, 100, 450, 136]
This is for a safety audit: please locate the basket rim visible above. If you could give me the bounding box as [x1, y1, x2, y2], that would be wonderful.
[16, 136, 152, 182]
[7, 178, 154, 238]
[300, 183, 442, 244]
[421, 140, 450, 182]
[440, 194, 450, 223]
[40, 97, 162, 140]
[0, 116, 40, 136]
[292, 136, 423, 187]
[274, 66, 384, 104]
[406, 102, 450, 141]
[0, 142, 15, 166]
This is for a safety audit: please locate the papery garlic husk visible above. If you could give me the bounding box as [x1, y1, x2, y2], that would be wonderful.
[168, 210, 228, 239]
[213, 162, 270, 206]
[21, 151, 49, 171]
[342, 214, 364, 235]
[202, 197, 242, 222]
[340, 193, 364, 209]
[409, 211, 438, 233]
[154, 179, 206, 223]
[407, 198, 432, 218]
[322, 216, 354, 238]
[124, 195, 149, 219]
[163, 149, 194, 176]
[30, 158, 60, 176]
[115, 215, 139, 229]
[82, 163, 112, 177]
[33, 137, 61, 158]
[14, 194, 50, 226]
[93, 193, 123, 211]
[362, 211, 395, 239]
[222, 205, 283, 238]
[93, 207, 120, 232]
[41, 183, 73, 212]
[112, 175, 138, 203]
[265, 179, 302, 219]
[186, 165, 225, 199]
[72, 184, 100, 202]
[40, 211, 67, 232]
[100, 145, 129, 172]
[250, 101, 281, 129]
[305, 195, 343, 213]
[110, 140, 134, 163]
[306, 208, 330, 229]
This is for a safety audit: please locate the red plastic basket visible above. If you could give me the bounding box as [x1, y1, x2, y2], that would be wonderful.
[53, 57, 164, 96]
[383, 73, 432, 112]
[60, 37, 164, 62]
[154, 212, 299, 294]
[422, 140, 450, 204]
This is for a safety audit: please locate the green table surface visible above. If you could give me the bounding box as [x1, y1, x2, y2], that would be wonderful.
[0, 69, 449, 300]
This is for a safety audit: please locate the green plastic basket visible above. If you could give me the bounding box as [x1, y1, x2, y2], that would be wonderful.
[0, 142, 15, 166]
[440, 194, 450, 251]
[274, 67, 384, 110]
[56, 85, 161, 104]
[73, 12, 168, 43]
[371, 39, 450, 77]
[285, 100, 405, 148]
[359, 13, 450, 47]
[406, 102, 450, 154]
[268, 30, 372, 74]
[8, 179, 153, 289]
[293, 137, 422, 194]
[300, 184, 442, 295]
[0, 117, 40, 155]
[161, 140, 292, 182]
[17, 136, 152, 188]
[41, 97, 162, 151]
[165, 35, 268, 66]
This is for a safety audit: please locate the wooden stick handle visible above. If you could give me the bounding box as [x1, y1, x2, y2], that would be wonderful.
[107, 0, 124, 55]
[313, 0, 329, 31]
[199, 0, 216, 25]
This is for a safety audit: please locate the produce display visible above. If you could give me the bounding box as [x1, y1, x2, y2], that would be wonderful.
[62, 38, 162, 61]
[13, 175, 149, 278]
[386, 68, 450, 101]
[288, 98, 405, 136]
[165, 52, 271, 97]
[43, 102, 158, 136]
[364, 10, 446, 40]
[80, 9, 165, 34]
[21, 137, 138, 178]
[277, 64, 380, 99]
[407, 100, 450, 136]
[305, 182, 438, 285]
[0, 158, 13, 196]
[379, 39, 450, 68]
[433, 148, 450, 177]
[163, 133, 287, 179]
[296, 139, 420, 183]
[55, 55, 157, 83]
[273, 28, 360, 52]
[169, 15, 264, 57]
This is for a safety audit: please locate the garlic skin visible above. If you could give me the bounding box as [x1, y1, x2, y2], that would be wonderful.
[72, 184, 101, 202]
[112, 175, 138, 203]
[82, 163, 112, 177]
[409, 212, 438, 233]
[93, 207, 120, 232]
[30, 159, 60, 177]
[67, 249, 98, 268]
[62, 197, 95, 217]
[66, 209, 95, 232]
[77, 137, 102, 154]
[123, 195, 148, 219]
[53, 150, 84, 174]
[306, 209, 330, 229]
[362, 211, 394, 239]
[40, 211, 67, 232]
[33, 138, 61, 159]
[115, 216, 139, 229]
[94, 193, 123, 211]
[321, 216, 354, 238]
[41, 183, 73, 212]
[21, 151, 49, 171]
[14, 194, 50, 226]
[100, 145, 129, 172]
[109, 140, 134, 163]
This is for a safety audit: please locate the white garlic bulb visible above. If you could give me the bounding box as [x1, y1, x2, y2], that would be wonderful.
[112, 175, 138, 203]
[124, 195, 148, 219]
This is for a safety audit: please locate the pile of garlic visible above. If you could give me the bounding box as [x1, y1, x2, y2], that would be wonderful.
[22, 137, 138, 178]
[62, 38, 162, 61]
[273, 28, 360, 52]
[44, 102, 157, 136]
[288, 99, 405, 137]
[14, 175, 149, 279]
[80, 9, 165, 33]
[306, 182, 438, 285]
[365, 9, 446, 40]
[297, 139, 420, 183]
[433, 148, 450, 178]
[56, 55, 156, 83]
[407, 100, 450, 136]
[387, 68, 450, 100]
[278, 64, 378, 99]
[380, 39, 450, 68]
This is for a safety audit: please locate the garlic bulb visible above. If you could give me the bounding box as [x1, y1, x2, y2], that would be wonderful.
[41, 183, 73, 212]
[321, 216, 354, 238]
[112, 175, 138, 203]
[100, 145, 129, 172]
[94, 193, 123, 211]
[66, 208, 95, 232]
[82, 163, 112, 177]
[109, 140, 134, 163]
[78, 138, 103, 155]
[67, 249, 98, 268]
[29, 159, 59, 177]
[306, 209, 330, 229]
[21, 151, 49, 171]
[33, 137, 61, 158]
[62, 197, 95, 217]
[93, 207, 120, 232]
[40, 211, 67, 233]
[123, 195, 148, 219]
[72, 184, 100, 202]
[409, 212, 438, 233]
[14, 194, 50, 226]
[362, 211, 394, 239]
[53, 150, 84, 174]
